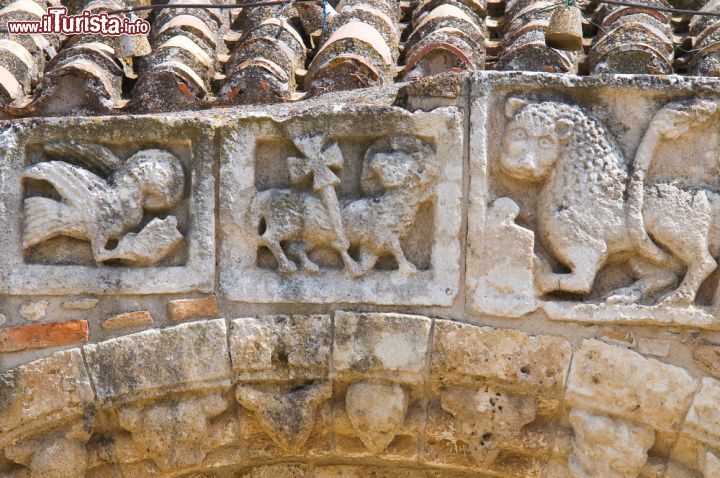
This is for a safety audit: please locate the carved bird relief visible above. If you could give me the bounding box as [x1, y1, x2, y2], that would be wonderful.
[22, 142, 186, 266]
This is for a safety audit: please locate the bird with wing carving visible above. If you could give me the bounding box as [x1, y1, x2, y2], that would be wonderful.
[22, 142, 186, 266]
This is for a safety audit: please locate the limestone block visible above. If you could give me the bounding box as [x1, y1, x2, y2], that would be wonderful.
[116, 392, 228, 471]
[334, 379, 422, 459]
[431, 320, 571, 397]
[18, 300, 47, 322]
[236, 382, 333, 457]
[440, 385, 537, 465]
[61, 298, 99, 310]
[0, 349, 93, 448]
[4, 422, 91, 478]
[0, 116, 215, 295]
[565, 339, 697, 432]
[345, 381, 408, 454]
[230, 315, 331, 381]
[470, 81, 720, 330]
[424, 382, 549, 476]
[238, 464, 307, 478]
[469, 197, 537, 317]
[84, 319, 231, 403]
[693, 343, 720, 378]
[333, 311, 431, 383]
[671, 378, 720, 472]
[568, 409, 656, 478]
[218, 107, 463, 305]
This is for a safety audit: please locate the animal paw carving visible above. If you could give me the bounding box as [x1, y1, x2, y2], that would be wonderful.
[533, 255, 557, 295]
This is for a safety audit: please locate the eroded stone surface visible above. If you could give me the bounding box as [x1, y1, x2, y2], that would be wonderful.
[219, 107, 462, 305]
[431, 319, 571, 395]
[230, 315, 331, 381]
[117, 393, 228, 471]
[18, 300, 47, 322]
[0, 349, 93, 447]
[345, 381, 409, 454]
[334, 311, 431, 383]
[693, 343, 720, 378]
[236, 382, 332, 454]
[0, 116, 216, 295]
[568, 409, 656, 478]
[84, 319, 230, 403]
[566, 339, 697, 432]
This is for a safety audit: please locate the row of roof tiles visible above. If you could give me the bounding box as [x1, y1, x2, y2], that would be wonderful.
[0, 0, 717, 117]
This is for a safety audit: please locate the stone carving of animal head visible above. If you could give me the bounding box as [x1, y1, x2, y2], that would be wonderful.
[115, 149, 186, 211]
[500, 97, 575, 182]
[360, 135, 438, 198]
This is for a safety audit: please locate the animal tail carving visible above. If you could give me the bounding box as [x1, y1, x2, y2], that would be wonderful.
[627, 99, 719, 265]
[22, 197, 84, 249]
[626, 171, 668, 265]
[248, 190, 272, 236]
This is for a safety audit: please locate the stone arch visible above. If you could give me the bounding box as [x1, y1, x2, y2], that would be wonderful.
[0, 313, 718, 478]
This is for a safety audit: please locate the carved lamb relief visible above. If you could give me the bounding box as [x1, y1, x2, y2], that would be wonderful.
[469, 92, 720, 329]
[219, 108, 462, 305]
[0, 117, 215, 295]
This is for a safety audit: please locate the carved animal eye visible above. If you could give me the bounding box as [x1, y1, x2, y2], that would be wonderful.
[538, 137, 554, 149]
[511, 129, 527, 141]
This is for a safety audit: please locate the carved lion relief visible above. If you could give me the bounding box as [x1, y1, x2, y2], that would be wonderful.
[470, 93, 720, 330]
[219, 108, 463, 305]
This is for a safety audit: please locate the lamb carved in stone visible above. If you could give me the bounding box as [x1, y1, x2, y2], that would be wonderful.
[500, 97, 720, 308]
[22, 142, 186, 266]
[250, 135, 439, 277]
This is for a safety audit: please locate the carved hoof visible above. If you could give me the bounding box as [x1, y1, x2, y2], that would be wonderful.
[659, 290, 695, 307]
[533, 256, 555, 294]
[302, 262, 320, 275]
[604, 287, 642, 305]
[399, 264, 418, 276]
[278, 261, 298, 276]
[345, 264, 365, 279]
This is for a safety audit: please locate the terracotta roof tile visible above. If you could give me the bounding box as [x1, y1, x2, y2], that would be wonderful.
[0, 0, 717, 116]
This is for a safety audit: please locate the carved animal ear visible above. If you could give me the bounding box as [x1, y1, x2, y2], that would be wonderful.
[505, 97, 528, 119]
[555, 118, 573, 141]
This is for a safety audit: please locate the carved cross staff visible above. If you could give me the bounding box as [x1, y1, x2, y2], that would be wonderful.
[288, 133, 360, 274]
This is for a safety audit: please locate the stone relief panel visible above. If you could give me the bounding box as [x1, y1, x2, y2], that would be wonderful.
[218, 107, 463, 304]
[469, 79, 720, 329]
[0, 117, 215, 295]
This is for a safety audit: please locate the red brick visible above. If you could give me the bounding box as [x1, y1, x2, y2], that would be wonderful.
[0, 320, 89, 353]
[168, 297, 219, 322]
[102, 310, 153, 330]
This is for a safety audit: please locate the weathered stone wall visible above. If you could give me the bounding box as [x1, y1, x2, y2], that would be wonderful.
[2, 72, 720, 477]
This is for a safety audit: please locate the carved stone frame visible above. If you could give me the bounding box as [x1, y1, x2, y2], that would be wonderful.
[0, 116, 215, 295]
[218, 106, 463, 304]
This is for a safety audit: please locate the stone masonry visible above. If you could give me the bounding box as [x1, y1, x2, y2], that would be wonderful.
[3, 67, 720, 477]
